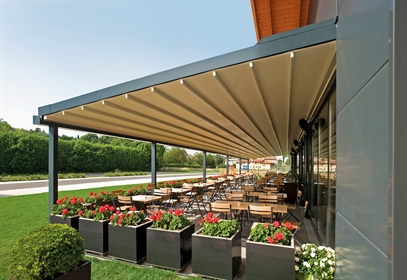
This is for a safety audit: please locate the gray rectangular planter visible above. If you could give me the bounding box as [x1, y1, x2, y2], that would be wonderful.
[192, 228, 241, 280]
[147, 224, 195, 270]
[246, 237, 295, 280]
[10, 260, 91, 280]
[108, 220, 153, 263]
[79, 218, 109, 254]
[50, 215, 79, 230]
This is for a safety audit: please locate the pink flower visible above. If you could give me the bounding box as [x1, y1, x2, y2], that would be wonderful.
[264, 223, 269, 229]
[274, 232, 283, 241]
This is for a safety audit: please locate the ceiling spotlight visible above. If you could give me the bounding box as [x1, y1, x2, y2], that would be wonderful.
[293, 140, 299, 146]
[299, 119, 310, 131]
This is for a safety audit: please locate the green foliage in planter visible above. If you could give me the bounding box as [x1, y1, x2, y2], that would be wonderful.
[199, 213, 239, 238]
[8, 224, 85, 280]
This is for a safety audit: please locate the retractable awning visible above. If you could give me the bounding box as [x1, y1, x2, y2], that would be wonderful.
[34, 20, 336, 159]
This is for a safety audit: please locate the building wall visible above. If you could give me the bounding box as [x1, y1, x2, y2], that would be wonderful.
[336, 0, 391, 278]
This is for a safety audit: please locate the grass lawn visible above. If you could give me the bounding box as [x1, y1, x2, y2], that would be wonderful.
[0, 184, 202, 280]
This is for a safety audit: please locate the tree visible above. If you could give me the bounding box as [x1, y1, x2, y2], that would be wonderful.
[0, 119, 14, 132]
[80, 133, 99, 143]
[163, 147, 188, 165]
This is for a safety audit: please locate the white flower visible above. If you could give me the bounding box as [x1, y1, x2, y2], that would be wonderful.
[295, 265, 299, 271]
[295, 257, 299, 262]
[320, 261, 325, 267]
[330, 267, 335, 273]
[318, 246, 324, 250]
[314, 262, 318, 266]
[311, 247, 316, 252]
[310, 252, 316, 258]
[328, 260, 333, 265]
[304, 261, 310, 268]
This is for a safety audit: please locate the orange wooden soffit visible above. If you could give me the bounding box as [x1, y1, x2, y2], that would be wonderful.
[251, 0, 311, 41]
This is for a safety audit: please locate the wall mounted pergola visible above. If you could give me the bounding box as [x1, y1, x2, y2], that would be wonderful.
[33, 19, 336, 212]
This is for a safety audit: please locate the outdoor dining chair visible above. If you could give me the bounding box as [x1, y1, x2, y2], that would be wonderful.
[258, 194, 278, 204]
[248, 205, 274, 227]
[209, 202, 232, 220]
[281, 201, 309, 245]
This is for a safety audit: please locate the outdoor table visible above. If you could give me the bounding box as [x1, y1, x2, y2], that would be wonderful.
[131, 195, 162, 204]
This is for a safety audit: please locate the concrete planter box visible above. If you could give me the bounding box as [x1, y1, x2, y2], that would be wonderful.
[79, 218, 109, 254]
[10, 260, 91, 280]
[192, 228, 241, 280]
[147, 224, 195, 270]
[246, 237, 295, 280]
[50, 215, 79, 230]
[108, 220, 153, 263]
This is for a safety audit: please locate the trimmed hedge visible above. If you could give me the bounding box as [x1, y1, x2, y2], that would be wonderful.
[0, 131, 165, 174]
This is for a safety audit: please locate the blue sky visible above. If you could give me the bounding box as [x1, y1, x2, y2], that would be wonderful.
[1, 0, 256, 140]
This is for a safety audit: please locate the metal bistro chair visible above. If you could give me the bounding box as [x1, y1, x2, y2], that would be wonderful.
[281, 190, 302, 222]
[281, 201, 309, 245]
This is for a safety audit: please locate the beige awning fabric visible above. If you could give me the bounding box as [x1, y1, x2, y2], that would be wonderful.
[40, 40, 336, 159]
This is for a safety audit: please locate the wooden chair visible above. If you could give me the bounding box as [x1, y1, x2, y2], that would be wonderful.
[110, 189, 123, 196]
[258, 194, 278, 204]
[209, 203, 232, 220]
[248, 205, 273, 227]
[116, 195, 133, 211]
[263, 186, 278, 192]
[226, 192, 244, 201]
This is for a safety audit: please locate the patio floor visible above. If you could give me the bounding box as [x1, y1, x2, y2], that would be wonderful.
[86, 204, 317, 279]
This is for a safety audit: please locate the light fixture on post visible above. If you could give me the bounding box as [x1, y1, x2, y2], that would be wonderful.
[293, 140, 299, 146]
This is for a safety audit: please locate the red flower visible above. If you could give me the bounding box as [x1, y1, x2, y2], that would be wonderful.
[99, 206, 106, 213]
[169, 209, 174, 214]
[274, 232, 283, 241]
[110, 215, 114, 220]
[109, 206, 115, 212]
[91, 210, 96, 215]
[116, 211, 121, 215]
[272, 221, 280, 228]
[120, 213, 126, 219]
[151, 214, 156, 221]
[129, 206, 137, 211]
[264, 223, 269, 229]
[70, 199, 77, 205]
[56, 199, 63, 205]
[118, 219, 123, 225]
[78, 210, 83, 217]
[62, 208, 68, 215]
[129, 212, 133, 217]
[267, 236, 276, 244]
[100, 191, 105, 195]
[284, 222, 294, 231]
[79, 197, 84, 203]
[127, 190, 132, 194]
[212, 217, 220, 224]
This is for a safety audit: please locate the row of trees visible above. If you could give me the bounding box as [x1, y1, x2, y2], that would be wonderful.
[0, 119, 225, 174]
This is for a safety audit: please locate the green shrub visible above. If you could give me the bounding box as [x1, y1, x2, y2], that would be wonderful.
[8, 224, 85, 280]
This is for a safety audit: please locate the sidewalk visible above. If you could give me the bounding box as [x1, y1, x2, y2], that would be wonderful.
[0, 174, 196, 197]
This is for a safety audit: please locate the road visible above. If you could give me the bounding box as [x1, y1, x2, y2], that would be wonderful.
[0, 172, 207, 197]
